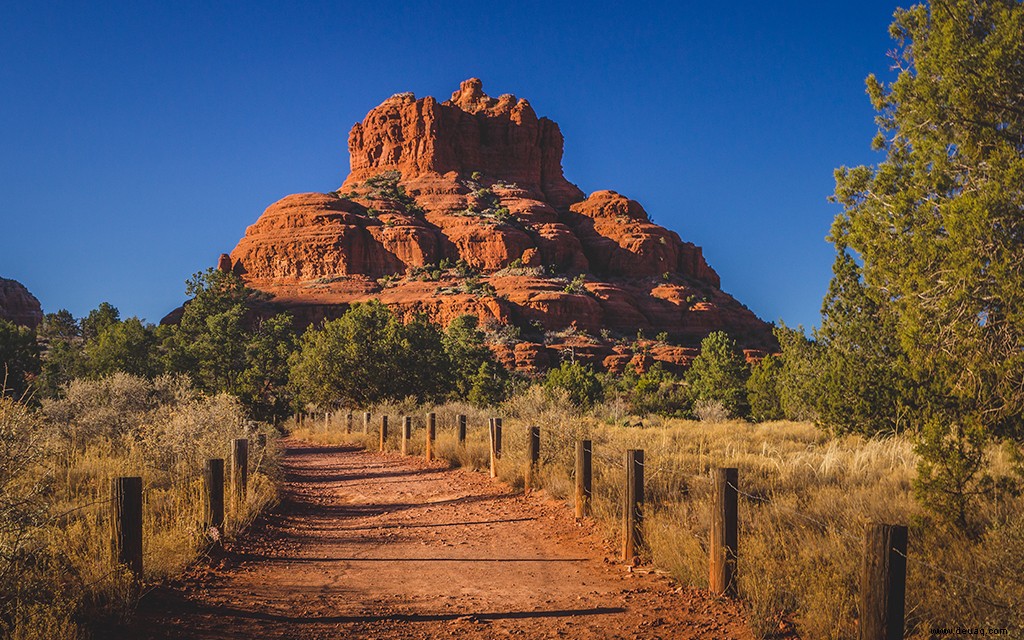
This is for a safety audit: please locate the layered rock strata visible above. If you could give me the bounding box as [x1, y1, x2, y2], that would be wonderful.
[223, 79, 775, 372]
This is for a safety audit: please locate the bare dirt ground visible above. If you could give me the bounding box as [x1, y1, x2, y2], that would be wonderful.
[125, 439, 755, 639]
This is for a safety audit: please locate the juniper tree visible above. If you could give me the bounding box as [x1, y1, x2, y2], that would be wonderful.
[830, 0, 1024, 530]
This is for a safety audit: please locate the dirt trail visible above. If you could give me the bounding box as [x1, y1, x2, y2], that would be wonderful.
[127, 439, 754, 639]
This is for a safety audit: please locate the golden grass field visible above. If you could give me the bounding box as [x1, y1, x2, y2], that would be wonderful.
[0, 374, 278, 639]
[294, 387, 1024, 640]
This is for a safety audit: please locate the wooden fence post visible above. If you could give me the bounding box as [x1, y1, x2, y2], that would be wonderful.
[575, 440, 592, 518]
[494, 417, 502, 458]
[860, 523, 908, 640]
[379, 415, 388, 451]
[204, 458, 225, 534]
[622, 449, 644, 563]
[112, 476, 143, 577]
[710, 467, 738, 597]
[457, 414, 467, 446]
[363, 411, 371, 434]
[426, 412, 436, 462]
[346, 412, 353, 434]
[488, 418, 498, 479]
[231, 439, 249, 513]
[525, 426, 540, 489]
[402, 416, 412, 455]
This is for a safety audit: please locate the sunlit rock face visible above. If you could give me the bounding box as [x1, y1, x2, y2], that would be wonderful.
[224, 79, 775, 372]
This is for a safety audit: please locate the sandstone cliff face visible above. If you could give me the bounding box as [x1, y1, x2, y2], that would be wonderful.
[0, 278, 43, 328]
[226, 79, 776, 372]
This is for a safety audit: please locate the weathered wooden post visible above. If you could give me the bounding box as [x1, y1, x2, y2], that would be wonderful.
[379, 415, 388, 451]
[204, 459, 225, 535]
[575, 440, 592, 518]
[493, 417, 502, 458]
[860, 523, 908, 640]
[363, 411, 371, 434]
[488, 418, 498, 479]
[402, 416, 412, 455]
[346, 412, 353, 434]
[231, 438, 249, 512]
[622, 449, 644, 563]
[112, 476, 143, 577]
[457, 414, 467, 446]
[710, 467, 738, 597]
[425, 412, 436, 462]
[525, 426, 540, 489]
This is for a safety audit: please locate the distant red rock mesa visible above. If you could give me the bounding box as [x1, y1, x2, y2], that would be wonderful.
[0, 277, 43, 328]
[224, 79, 774, 373]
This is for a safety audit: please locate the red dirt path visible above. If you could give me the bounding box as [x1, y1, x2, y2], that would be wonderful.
[126, 439, 755, 639]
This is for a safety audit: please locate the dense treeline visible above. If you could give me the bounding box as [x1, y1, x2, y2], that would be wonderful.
[1, 267, 795, 426]
[0, 270, 516, 423]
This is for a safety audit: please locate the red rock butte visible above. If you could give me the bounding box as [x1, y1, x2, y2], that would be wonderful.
[0, 277, 43, 329]
[223, 79, 775, 373]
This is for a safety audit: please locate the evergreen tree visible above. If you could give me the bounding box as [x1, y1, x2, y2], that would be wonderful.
[81, 302, 120, 341]
[0, 320, 39, 398]
[772, 324, 821, 422]
[686, 331, 749, 419]
[83, 316, 160, 379]
[238, 313, 297, 423]
[442, 315, 493, 399]
[830, 0, 1024, 530]
[467, 360, 510, 407]
[34, 310, 83, 398]
[746, 354, 783, 422]
[814, 251, 911, 434]
[289, 301, 449, 407]
[543, 360, 603, 409]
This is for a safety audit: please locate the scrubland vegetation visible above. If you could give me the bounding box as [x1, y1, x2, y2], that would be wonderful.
[0, 375, 276, 639]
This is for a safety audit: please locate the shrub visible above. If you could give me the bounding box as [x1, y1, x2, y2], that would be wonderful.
[628, 363, 689, 417]
[563, 274, 588, 295]
[543, 361, 603, 409]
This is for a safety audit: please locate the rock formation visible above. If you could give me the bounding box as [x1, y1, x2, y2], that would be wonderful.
[0, 278, 43, 328]
[224, 79, 776, 372]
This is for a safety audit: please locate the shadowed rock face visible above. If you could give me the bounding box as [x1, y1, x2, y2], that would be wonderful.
[224, 79, 776, 372]
[0, 278, 43, 328]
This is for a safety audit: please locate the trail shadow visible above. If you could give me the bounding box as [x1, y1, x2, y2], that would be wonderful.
[271, 488, 506, 519]
[282, 466, 441, 484]
[282, 443, 364, 455]
[336, 516, 536, 531]
[230, 553, 589, 564]
[139, 593, 625, 627]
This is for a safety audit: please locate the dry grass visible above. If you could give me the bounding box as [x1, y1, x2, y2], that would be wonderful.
[296, 389, 1024, 639]
[1, 374, 279, 639]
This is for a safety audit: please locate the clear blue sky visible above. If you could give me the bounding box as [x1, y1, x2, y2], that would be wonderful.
[0, 1, 900, 331]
